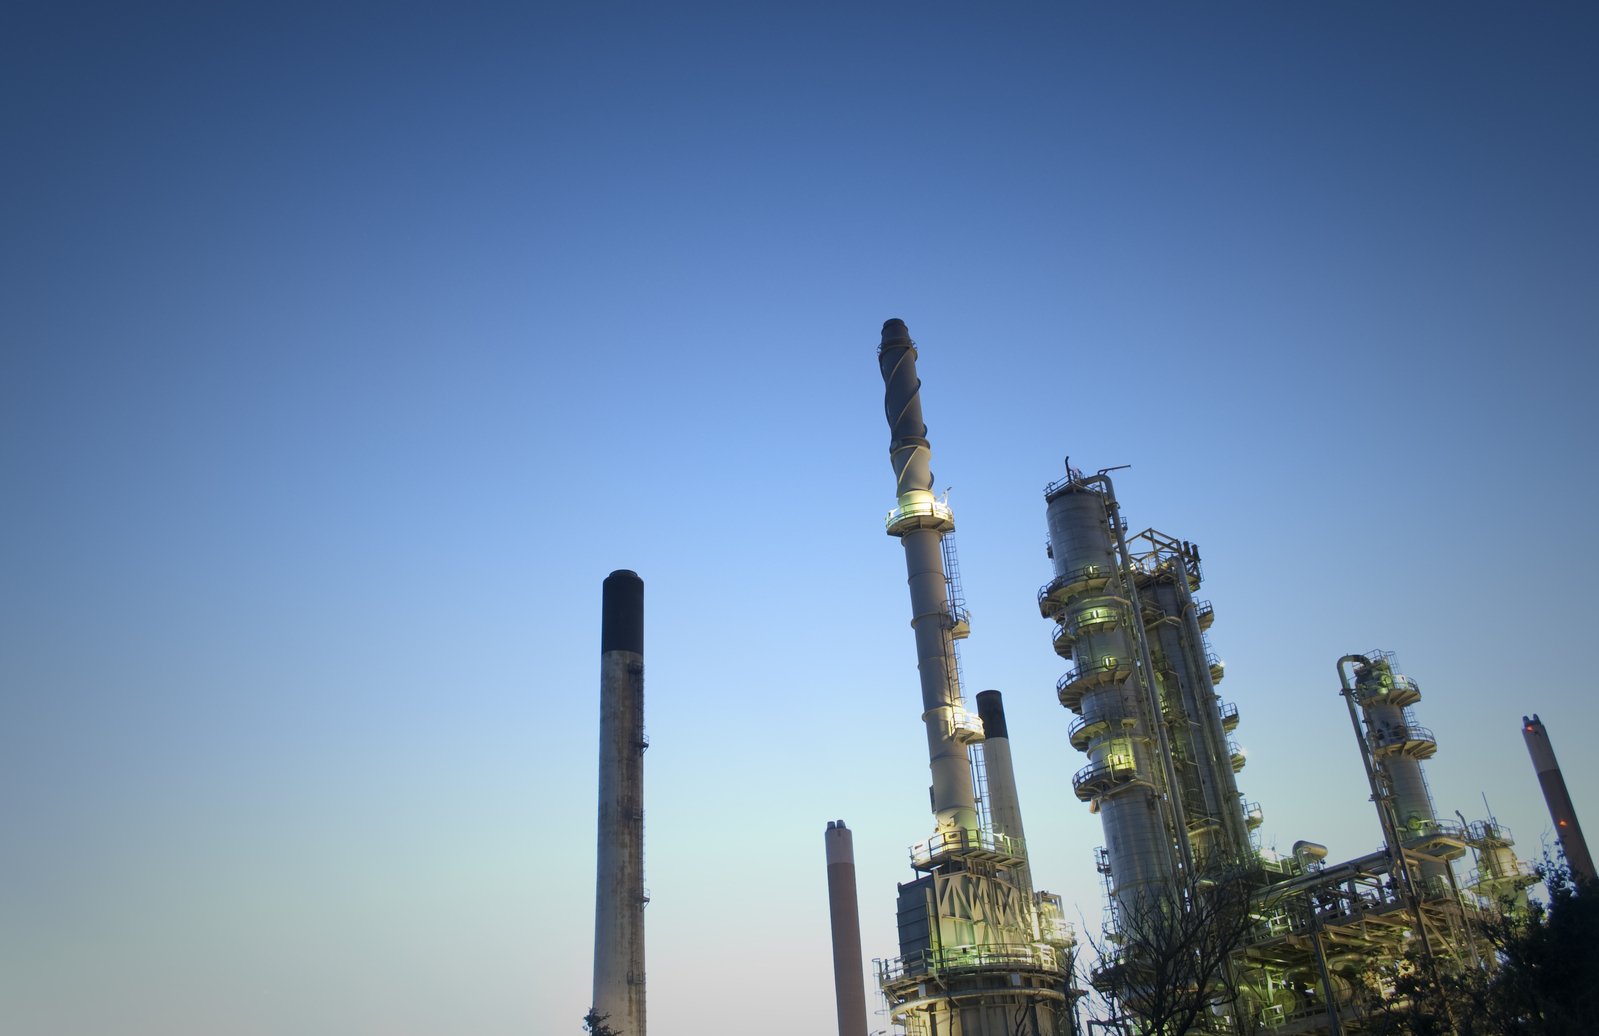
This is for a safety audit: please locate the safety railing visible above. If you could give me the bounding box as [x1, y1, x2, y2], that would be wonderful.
[1072, 759, 1140, 800]
[1463, 820, 1515, 846]
[949, 704, 985, 744]
[1404, 817, 1464, 842]
[1056, 656, 1128, 695]
[1370, 723, 1436, 751]
[909, 827, 1024, 869]
[877, 942, 1067, 985]
[1068, 704, 1135, 749]
[1037, 563, 1111, 609]
[885, 498, 954, 532]
[1044, 470, 1099, 497]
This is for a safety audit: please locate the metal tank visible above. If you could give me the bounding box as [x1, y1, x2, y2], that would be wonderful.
[1038, 476, 1179, 920]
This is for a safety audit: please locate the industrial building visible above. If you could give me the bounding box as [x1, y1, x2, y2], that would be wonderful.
[1041, 470, 1533, 1034]
[855, 319, 1544, 1036]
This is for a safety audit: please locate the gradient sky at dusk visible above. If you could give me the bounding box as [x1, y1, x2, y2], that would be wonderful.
[4, 4, 1597, 1034]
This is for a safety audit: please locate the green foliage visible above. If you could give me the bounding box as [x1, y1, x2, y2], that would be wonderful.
[1362, 857, 1599, 1035]
[582, 1008, 618, 1036]
[1478, 858, 1599, 1034]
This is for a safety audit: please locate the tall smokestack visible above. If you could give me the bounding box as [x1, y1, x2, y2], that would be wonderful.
[1522, 714, 1593, 885]
[974, 690, 1032, 897]
[824, 821, 868, 1036]
[878, 318, 979, 834]
[593, 570, 645, 1035]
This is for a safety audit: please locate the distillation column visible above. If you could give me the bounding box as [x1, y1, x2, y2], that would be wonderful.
[1132, 537, 1255, 867]
[593, 570, 646, 1036]
[825, 821, 869, 1036]
[1349, 654, 1461, 886]
[1523, 714, 1594, 885]
[1038, 476, 1180, 921]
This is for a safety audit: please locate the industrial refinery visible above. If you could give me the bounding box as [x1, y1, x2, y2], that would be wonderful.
[830, 318, 1581, 1036]
[584, 320, 1590, 1036]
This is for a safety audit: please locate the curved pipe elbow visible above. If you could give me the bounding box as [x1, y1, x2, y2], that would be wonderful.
[1336, 654, 1371, 692]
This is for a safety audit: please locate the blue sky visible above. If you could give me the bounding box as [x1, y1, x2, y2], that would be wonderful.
[4, 4, 1596, 1034]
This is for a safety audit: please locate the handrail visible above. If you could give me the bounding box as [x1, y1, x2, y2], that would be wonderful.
[909, 827, 1025, 868]
[1371, 723, 1436, 749]
[1056, 656, 1128, 695]
[885, 498, 953, 531]
[878, 942, 1067, 984]
[1403, 817, 1464, 841]
[1068, 704, 1134, 743]
[1044, 471, 1099, 497]
[1463, 820, 1515, 845]
[1072, 759, 1139, 794]
[1037, 563, 1110, 605]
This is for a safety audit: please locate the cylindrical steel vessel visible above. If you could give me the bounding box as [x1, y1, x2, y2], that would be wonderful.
[1042, 484, 1176, 913]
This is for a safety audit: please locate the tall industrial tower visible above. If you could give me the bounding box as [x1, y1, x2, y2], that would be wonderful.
[1522, 713, 1594, 885]
[874, 319, 1075, 1036]
[1038, 470, 1255, 932]
[1339, 653, 1464, 891]
[592, 570, 646, 1036]
[1036, 467, 1531, 1031]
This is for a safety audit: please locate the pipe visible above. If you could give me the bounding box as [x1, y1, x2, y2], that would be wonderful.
[975, 690, 1033, 898]
[593, 570, 646, 1036]
[824, 821, 869, 1036]
[1305, 909, 1343, 1036]
[878, 318, 978, 834]
[1522, 714, 1594, 885]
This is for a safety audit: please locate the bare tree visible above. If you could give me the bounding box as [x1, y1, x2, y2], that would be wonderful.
[1081, 866, 1260, 1036]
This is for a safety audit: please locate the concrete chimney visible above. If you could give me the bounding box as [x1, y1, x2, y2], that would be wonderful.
[1523, 713, 1593, 885]
[593, 570, 646, 1034]
[824, 821, 868, 1036]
